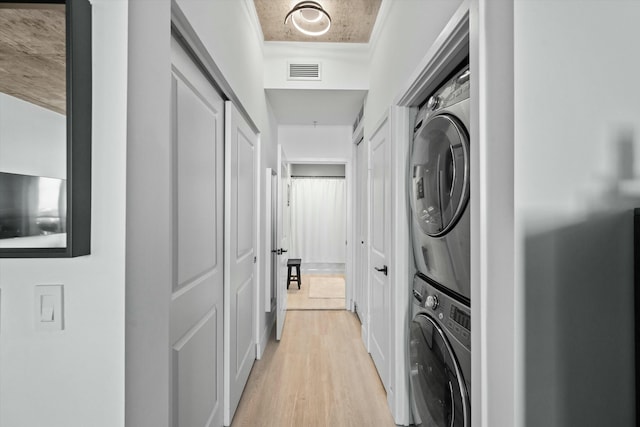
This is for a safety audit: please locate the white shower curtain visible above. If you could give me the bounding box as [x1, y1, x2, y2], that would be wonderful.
[290, 177, 346, 264]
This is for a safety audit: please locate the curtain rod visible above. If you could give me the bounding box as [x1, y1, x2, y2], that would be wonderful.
[290, 175, 345, 179]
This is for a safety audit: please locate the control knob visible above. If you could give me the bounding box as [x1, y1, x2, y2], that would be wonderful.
[426, 96, 440, 111]
[426, 295, 439, 310]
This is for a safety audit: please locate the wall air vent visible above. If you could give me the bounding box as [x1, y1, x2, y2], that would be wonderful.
[287, 61, 322, 81]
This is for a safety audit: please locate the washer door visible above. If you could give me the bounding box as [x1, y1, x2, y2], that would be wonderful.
[411, 114, 469, 237]
[410, 313, 469, 427]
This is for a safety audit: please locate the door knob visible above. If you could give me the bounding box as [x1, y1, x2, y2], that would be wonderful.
[374, 265, 388, 276]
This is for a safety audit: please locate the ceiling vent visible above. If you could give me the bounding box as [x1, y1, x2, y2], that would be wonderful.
[287, 61, 322, 81]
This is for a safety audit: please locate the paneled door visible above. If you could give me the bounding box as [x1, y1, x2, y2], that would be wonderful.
[369, 116, 391, 392]
[224, 101, 258, 425]
[276, 145, 291, 340]
[170, 37, 224, 427]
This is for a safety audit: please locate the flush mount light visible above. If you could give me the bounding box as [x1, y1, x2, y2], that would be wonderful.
[284, 1, 331, 37]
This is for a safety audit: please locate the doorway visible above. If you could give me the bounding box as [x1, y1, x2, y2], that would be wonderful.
[286, 163, 347, 310]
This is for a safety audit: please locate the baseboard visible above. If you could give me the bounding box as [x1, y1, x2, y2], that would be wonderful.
[301, 262, 346, 275]
[257, 312, 275, 360]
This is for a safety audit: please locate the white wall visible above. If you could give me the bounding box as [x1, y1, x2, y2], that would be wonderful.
[0, 1, 129, 426]
[279, 125, 352, 160]
[125, 0, 172, 426]
[365, 0, 464, 134]
[514, 1, 639, 426]
[0, 93, 66, 178]
[264, 42, 369, 90]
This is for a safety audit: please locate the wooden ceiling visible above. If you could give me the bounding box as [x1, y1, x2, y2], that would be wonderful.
[0, 5, 66, 115]
[254, 0, 382, 43]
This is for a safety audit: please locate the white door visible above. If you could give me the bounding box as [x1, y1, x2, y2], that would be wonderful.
[276, 145, 291, 340]
[369, 117, 391, 391]
[264, 168, 277, 313]
[170, 37, 224, 427]
[224, 101, 258, 425]
[355, 137, 368, 330]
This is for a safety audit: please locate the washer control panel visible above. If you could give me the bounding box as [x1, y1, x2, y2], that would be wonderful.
[414, 65, 470, 138]
[413, 275, 471, 350]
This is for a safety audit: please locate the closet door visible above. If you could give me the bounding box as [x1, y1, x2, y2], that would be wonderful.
[170, 36, 224, 427]
[224, 101, 259, 426]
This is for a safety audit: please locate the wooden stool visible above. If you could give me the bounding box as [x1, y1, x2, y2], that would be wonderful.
[287, 258, 301, 289]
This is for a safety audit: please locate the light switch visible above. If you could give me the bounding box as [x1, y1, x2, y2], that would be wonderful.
[35, 285, 64, 331]
[40, 295, 55, 322]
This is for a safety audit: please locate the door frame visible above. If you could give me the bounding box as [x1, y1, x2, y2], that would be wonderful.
[352, 126, 369, 348]
[263, 167, 277, 314]
[285, 157, 353, 311]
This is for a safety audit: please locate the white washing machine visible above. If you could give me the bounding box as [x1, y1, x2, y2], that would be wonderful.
[410, 274, 471, 427]
[410, 65, 471, 303]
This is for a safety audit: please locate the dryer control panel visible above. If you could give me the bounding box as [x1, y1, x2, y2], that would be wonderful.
[413, 275, 471, 351]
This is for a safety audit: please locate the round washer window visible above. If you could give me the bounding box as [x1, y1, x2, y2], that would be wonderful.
[411, 114, 469, 237]
[409, 314, 469, 427]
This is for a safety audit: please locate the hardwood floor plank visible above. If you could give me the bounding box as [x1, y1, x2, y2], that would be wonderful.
[231, 311, 396, 426]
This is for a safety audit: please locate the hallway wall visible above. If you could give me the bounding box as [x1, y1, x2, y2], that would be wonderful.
[264, 42, 369, 90]
[279, 125, 352, 160]
[126, 2, 280, 425]
[514, 1, 640, 425]
[365, 0, 464, 135]
[0, 2, 129, 426]
[173, 3, 279, 354]
[0, 93, 66, 178]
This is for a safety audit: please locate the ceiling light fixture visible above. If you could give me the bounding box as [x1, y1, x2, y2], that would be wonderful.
[284, 1, 331, 37]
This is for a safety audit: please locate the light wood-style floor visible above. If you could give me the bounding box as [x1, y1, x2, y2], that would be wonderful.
[287, 274, 345, 310]
[230, 310, 397, 427]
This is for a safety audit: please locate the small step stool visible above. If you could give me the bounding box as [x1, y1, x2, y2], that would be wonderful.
[287, 258, 301, 289]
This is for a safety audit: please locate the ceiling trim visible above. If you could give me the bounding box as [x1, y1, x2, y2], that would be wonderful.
[263, 40, 370, 53]
[368, 0, 393, 54]
[242, 0, 265, 50]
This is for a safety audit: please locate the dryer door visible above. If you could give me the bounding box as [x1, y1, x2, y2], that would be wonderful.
[410, 313, 469, 427]
[411, 114, 469, 237]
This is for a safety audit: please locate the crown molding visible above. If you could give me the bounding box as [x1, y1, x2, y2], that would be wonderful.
[242, 0, 265, 53]
[368, 0, 394, 54]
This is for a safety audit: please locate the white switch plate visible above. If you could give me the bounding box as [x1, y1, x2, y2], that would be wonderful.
[35, 285, 64, 331]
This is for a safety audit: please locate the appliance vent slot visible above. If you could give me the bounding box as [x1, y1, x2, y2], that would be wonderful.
[288, 62, 321, 81]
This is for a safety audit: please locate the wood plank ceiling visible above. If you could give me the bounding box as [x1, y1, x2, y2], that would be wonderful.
[0, 5, 66, 115]
[254, 0, 382, 43]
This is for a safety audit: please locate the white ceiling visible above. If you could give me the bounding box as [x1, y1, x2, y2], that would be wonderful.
[266, 89, 366, 126]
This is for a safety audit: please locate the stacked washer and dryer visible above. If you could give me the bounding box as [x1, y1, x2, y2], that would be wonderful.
[408, 64, 472, 427]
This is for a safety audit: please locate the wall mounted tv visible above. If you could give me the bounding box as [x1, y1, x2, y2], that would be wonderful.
[0, 172, 67, 241]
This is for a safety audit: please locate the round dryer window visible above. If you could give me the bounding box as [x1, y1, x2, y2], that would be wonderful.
[411, 114, 469, 237]
[410, 314, 469, 427]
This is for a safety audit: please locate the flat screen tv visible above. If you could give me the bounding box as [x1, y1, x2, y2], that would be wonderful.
[0, 172, 66, 240]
